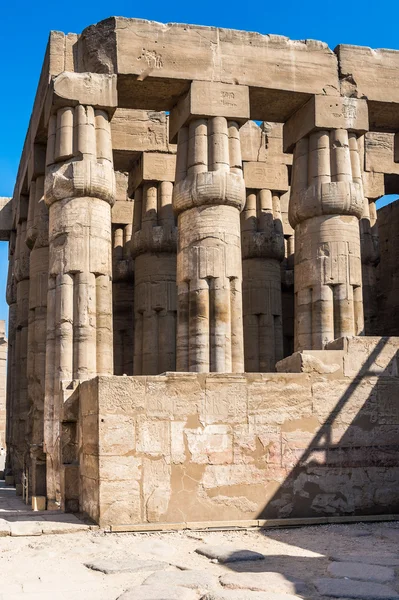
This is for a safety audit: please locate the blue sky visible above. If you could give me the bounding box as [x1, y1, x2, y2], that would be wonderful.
[1, 0, 399, 329]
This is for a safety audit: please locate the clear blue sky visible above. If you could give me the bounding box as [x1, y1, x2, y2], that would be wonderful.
[1, 0, 399, 329]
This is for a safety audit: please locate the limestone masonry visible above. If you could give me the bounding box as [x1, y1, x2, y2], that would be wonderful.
[3, 17, 399, 526]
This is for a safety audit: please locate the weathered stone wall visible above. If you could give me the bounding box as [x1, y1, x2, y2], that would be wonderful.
[79, 337, 399, 527]
[375, 200, 399, 336]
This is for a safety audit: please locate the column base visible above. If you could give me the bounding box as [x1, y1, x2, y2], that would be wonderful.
[32, 496, 47, 511]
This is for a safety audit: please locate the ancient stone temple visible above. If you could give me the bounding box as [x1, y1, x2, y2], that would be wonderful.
[2, 18, 399, 527]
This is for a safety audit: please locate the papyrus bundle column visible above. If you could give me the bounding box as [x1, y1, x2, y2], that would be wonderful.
[44, 73, 117, 508]
[13, 196, 30, 483]
[5, 234, 16, 477]
[241, 189, 285, 371]
[240, 122, 290, 371]
[26, 159, 48, 499]
[285, 97, 368, 351]
[112, 173, 134, 376]
[171, 82, 249, 372]
[130, 152, 177, 374]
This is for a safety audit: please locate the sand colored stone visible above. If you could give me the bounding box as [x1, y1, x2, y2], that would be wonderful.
[3, 16, 399, 529]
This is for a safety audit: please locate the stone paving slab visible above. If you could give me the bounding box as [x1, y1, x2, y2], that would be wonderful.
[329, 553, 399, 566]
[118, 585, 199, 600]
[202, 592, 302, 600]
[144, 570, 218, 590]
[196, 545, 265, 563]
[328, 560, 395, 581]
[85, 558, 167, 574]
[219, 572, 306, 594]
[315, 577, 399, 599]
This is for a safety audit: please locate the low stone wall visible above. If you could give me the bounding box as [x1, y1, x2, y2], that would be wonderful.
[79, 337, 399, 527]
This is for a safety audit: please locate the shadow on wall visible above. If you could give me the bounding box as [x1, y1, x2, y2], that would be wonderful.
[258, 337, 399, 520]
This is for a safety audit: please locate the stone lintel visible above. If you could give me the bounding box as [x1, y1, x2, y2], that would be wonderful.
[365, 132, 399, 176]
[169, 81, 250, 143]
[283, 96, 369, 152]
[243, 161, 289, 193]
[362, 171, 385, 200]
[44, 72, 118, 124]
[27, 144, 46, 185]
[129, 152, 176, 195]
[0, 198, 13, 242]
[112, 200, 134, 225]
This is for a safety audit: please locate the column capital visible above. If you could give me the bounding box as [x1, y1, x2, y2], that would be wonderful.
[130, 153, 177, 258]
[169, 81, 250, 142]
[283, 96, 369, 152]
[44, 72, 118, 123]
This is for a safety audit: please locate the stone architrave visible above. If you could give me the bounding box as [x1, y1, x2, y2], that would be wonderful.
[285, 97, 368, 351]
[171, 81, 249, 372]
[44, 72, 117, 509]
[130, 152, 177, 375]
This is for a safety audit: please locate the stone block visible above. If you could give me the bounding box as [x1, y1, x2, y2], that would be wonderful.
[129, 152, 176, 194]
[284, 96, 369, 151]
[195, 545, 265, 563]
[143, 570, 218, 591]
[169, 81, 250, 142]
[0, 197, 13, 241]
[243, 162, 289, 192]
[111, 200, 134, 225]
[337, 44, 399, 129]
[276, 350, 344, 374]
[220, 572, 306, 594]
[365, 133, 399, 175]
[15, 483, 22, 496]
[315, 577, 399, 599]
[85, 558, 167, 574]
[328, 561, 395, 582]
[32, 496, 46, 511]
[325, 336, 399, 377]
[118, 586, 198, 600]
[363, 170, 385, 199]
[46, 72, 117, 120]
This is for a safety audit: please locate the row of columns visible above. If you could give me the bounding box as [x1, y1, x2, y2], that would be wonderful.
[6, 74, 369, 506]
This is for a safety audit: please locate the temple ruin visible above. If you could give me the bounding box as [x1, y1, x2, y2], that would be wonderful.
[2, 18, 399, 527]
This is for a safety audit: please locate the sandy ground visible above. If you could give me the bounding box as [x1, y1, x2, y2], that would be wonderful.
[0, 519, 399, 599]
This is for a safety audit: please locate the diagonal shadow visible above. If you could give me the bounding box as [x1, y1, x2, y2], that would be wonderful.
[257, 337, 399, 521]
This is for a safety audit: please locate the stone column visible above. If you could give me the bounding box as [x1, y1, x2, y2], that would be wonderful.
[284, 97, 368, 351]
[171, 82, 249, 372]
[44, 72, 117, 509]
[241, 190, 284, 371]
[360, 163, 384, 335]
[112, 173, 134, 376]
[13, 196, 30, 484]
[26, 160, 48, 501]
[0, 322, 7, 460]
[5, 233, 16, 478]
[130, 152, 177, 375]
[241, 123, 289, 372]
